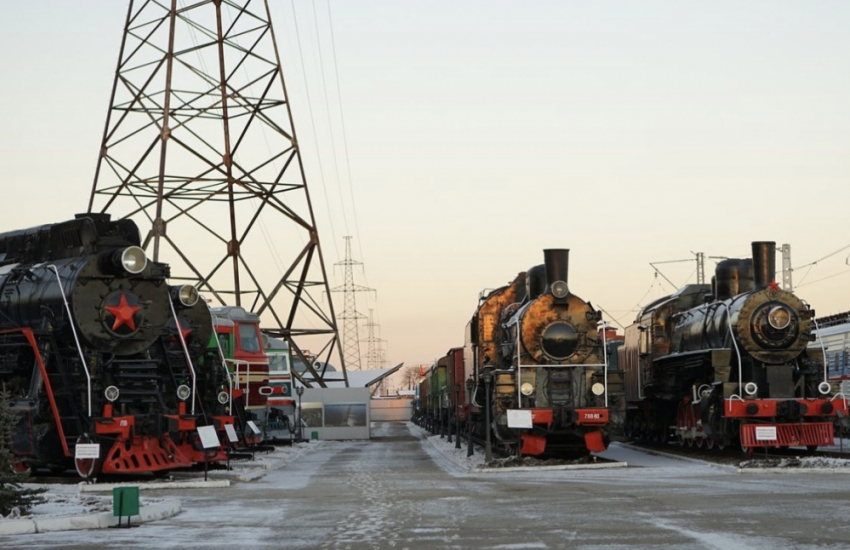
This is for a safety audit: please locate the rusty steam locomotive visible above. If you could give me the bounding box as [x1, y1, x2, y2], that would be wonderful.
[417, 249, 616, 457]
[621, 241, 849, 451]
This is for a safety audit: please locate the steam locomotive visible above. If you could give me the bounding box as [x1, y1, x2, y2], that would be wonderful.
[621, 241, 849, 451]
[417, 249, 615, 457]
[150, 295, 236, 465]
[0, 214, 202, 476]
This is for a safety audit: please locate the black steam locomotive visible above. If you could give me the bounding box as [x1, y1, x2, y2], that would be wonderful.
[621, 241, 849, 451]
[465, 249, 615, 456]
[148, 294, 238, 465]
[0, 214, 204, 476]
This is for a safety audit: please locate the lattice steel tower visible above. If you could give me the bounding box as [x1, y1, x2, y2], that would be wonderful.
[362, 309, 387, 369]
[330, 236, 374, 371]
[87, 0, 346, 387]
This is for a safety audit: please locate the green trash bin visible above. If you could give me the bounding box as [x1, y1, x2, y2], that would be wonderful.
[311, 431, 319, 441]
[113, 486, 140, 527]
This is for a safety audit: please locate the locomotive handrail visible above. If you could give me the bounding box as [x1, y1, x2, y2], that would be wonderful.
[47, 265, 92, 417]
[830, 392, 848, 411]
[601, 320, 609, 408]
[719, 302, 743, 406]
[223, 358, 268, 408]
[513, 321, 609, 406]
[209, 319, 234, 409]
[810, 314, 830, 386]
[168, 299, 197, 415]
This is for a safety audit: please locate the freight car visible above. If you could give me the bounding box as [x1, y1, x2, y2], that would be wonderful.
[0, 214, 197, 476]
[621, 241, 849, 451]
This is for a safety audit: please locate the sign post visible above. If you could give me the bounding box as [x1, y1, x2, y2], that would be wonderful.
[197, 425, 221, 481]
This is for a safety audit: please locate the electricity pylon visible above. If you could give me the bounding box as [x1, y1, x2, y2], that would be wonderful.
[362, 309, 387, 369]
[330, 236, 374, 371]
[87, 0, 346, 387]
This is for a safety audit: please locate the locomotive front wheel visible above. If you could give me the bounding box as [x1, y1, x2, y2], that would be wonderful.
[74, 456, 102, 479]
[705, 438, 715, 450]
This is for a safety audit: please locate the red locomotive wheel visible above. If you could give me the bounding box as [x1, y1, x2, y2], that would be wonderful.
[74, 456, 102, 479]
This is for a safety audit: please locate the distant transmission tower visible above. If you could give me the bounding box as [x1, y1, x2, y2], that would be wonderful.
[87, 1, 346, 387]
[331, 236, 374, 371]
[362, 309, 387, 369]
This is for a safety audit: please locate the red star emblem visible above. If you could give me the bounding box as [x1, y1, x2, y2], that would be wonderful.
[768, 281, 781, 291]
[105, 293, 142, 332]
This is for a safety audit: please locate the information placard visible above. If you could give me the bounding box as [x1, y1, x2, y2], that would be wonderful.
[507, 409, 533, 429]
[197, 425, 221, 449]
[224, 423, 239, 443]
[246, 420, 261, 435]
[755, 426, 777, 441]
[75, 443, 100, 459]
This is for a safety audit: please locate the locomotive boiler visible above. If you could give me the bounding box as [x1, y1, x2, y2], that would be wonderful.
[621, 241, 848, 451]
[0, 214, 199, 476]
[466, 249, 613, 456]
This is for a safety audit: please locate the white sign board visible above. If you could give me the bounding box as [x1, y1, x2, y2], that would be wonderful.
[507, 409, 533, 429]
[246, 420, 262, 435]
[75, 443, 100, 459]
[224, 423, 239, 443]
[755, 426, 777, 441]
[197, 425, 221, 449]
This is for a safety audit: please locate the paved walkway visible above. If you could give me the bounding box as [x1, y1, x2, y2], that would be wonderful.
[4, 422, 850, 549]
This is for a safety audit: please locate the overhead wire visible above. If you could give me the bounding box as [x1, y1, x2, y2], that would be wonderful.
[287, 0, 340, 261]
[325, 0, 376, 321]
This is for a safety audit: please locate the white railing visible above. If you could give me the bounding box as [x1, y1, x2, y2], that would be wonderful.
[168, 299, 196, 415]
[512, 317, 610, 407]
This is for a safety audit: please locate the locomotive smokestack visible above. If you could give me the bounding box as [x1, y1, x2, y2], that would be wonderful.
[752, 241, 776, 291]
[543, 249, 569, 298]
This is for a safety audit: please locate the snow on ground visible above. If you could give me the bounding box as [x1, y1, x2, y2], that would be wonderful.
[740, 456, 850, 469]
[408, 421, 486, 473]
[2, 443, 315, 522]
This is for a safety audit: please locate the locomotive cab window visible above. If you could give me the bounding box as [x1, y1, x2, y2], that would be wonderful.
[269, 353, 291, 374]
[238, 324, 261, 353]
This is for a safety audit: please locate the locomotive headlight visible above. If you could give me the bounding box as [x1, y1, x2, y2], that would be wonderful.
[105, 385, 120, 402]
[171, 284, 200, 307]
[744, 382, 758, 396]
[118, 246, 147, 274]
[177, 384, 191, 401]
[217, 391, 230, 405]
[520, 382, 535, 396]
[551, 280, 569, 299]
[591, 382, 605, 396]
[767, 306, 791, 330]
[818, 381, 831, 395]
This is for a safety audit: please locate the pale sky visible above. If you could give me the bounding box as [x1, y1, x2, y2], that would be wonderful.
[1, 1, 849, 370]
